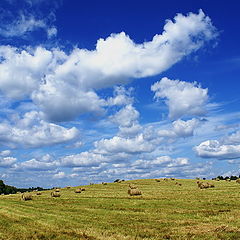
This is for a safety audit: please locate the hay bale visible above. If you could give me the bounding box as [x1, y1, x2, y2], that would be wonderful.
[55, 188, 60, 192]
[155, 179, 161, 182]
[128, 189, 142, 196]
[236, 179, 240, 184]
[80, 188, 86, 191]
[197, 181, 209, 189]
[66, 186, 71, 189]
[36, 192, 42, 195]
[51, 191, 61, 197]
[207, 182, 215, 188]
[171, 178, 175, 181]
[102, 182, 107, 185]
[74, 188, 81, 193]
[129, 184, 138, 189]
[21, 192, 32, 201]
[175, 182, 182, 186]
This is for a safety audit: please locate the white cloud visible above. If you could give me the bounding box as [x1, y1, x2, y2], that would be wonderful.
[94, 134, 154, 154]
[119, 124, 142, 138]
[107, 86, 133, 106]
[0, 150, 11, 157]
[33, 87, 106, 122]
[132, 156, 189, 170]
[17, 158, 58, 171]
[0, 10, 217, 121]
[109, 104, 142, 138]
[157, 118, 200, 138]
[0, 46, 53, 99]
[223, 130, 240, 145]
[0, 156, 17, 167]
[53, 171, 66, 179]
[0, 111, 79, 148]
[61, 152, 108, 167]
[110, 105, 139, 128]
[151, 77, 208, 119]
[47, 26, 57, 39]
[0, 14, 47, 37]
[195, 140, 240, 159]
[172, 118, 200, 137]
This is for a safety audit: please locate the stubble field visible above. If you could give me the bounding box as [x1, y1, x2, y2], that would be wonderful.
[0, 179, 240, 240]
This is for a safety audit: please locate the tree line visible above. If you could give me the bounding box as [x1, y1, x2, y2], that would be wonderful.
[212, 175, 240, 181]
[0, 180, 47, 195]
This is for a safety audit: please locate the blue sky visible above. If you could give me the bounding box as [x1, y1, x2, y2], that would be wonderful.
[0, 0, 240, 188]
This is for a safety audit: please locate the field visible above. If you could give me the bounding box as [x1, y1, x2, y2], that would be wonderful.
[0, 179, 240, 240]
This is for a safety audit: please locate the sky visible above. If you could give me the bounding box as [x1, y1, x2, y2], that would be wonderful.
[0, 0, 240, 188]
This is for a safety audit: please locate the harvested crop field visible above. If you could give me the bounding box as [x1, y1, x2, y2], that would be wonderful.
[0, 179, 240, 240]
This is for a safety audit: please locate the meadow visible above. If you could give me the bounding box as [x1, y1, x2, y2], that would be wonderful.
[0, 179, 239, 240]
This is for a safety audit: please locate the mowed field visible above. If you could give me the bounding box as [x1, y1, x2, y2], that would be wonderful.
[0, 179, 240, 240]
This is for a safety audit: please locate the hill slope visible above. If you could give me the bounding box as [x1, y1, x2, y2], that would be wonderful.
[0, 179, 240, 240]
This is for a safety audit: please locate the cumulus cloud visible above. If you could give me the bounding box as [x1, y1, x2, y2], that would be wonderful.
[0, 10, 217, 121]
[0, 111, 79, 148]
[156, 118, 200, 141]
[107, 86, 133, 106]
[94, 134, 154, 154]
[110, 105, 139, 128]
[109, 104, 142, 137]
[33, 87, 106, 122]
[53, 171, 66, 179]
[61, 152, 108, 167]
[223, 130, 240, 145]
[132, 156, 189, 169]
[0, 46, 53, 99]
[0, 156, 17, 167]
[0, 150, 11, 157]
[151, 77, 208, 119]
[195, 140, 240, 159]
[172, 118, 200, 137]
[17, 158, 58, 171]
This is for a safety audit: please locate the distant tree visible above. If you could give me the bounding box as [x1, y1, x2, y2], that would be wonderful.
[0, 180, 17, 194]
[230, 176, 238, 180]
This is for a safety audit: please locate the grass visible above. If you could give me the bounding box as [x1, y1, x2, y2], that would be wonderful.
[0, 179, 240, 239]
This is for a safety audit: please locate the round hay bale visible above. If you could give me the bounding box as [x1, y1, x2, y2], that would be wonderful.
[207, 182, 215, 188]
[51, 191, 61, 197]
[21, 192, 32, 201]
[80, 188, 86, 191]
[128, 189, 142, 196]
[55, 188, 60, 192]
[36, 192, 42, 195]
[74, 188, 81, 193]
[155, 179, 161, 182]
[129, 184, 138, 189]
[102, 182, 107, 185]
[197, 181, 209, 189]
[236, 179, 240, 184]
